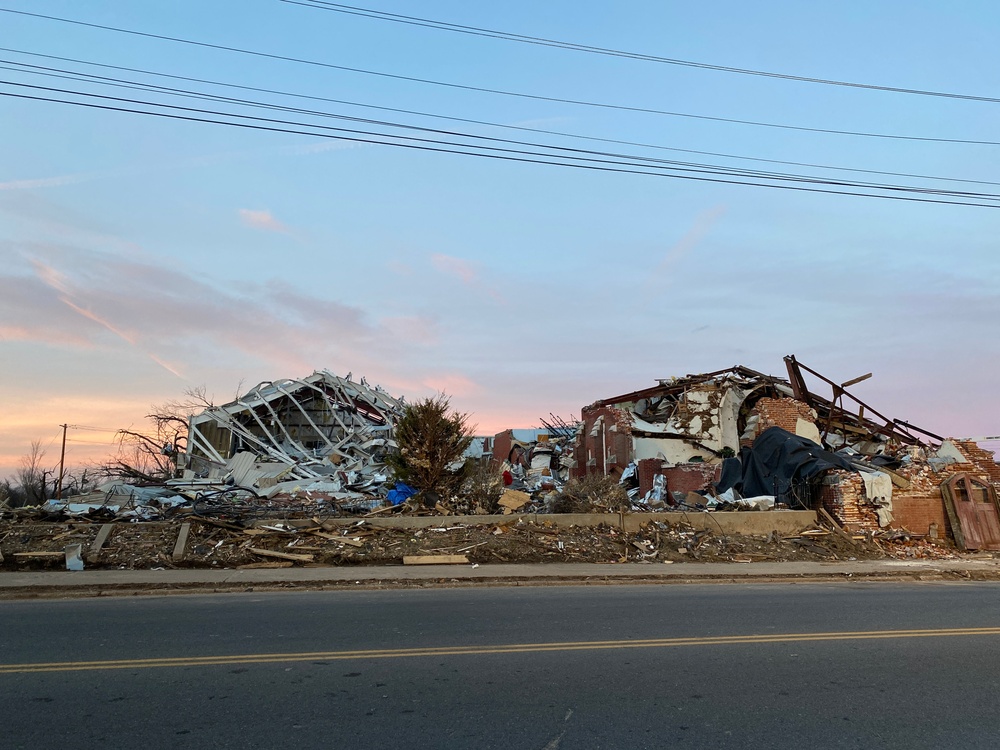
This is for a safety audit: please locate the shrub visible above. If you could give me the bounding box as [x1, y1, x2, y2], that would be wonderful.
[551, 475, 631, 513]
[459, 460, 505, 514]
[385, 394, 473, 497]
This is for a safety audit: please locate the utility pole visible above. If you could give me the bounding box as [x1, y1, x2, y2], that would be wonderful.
[56, 423, 68, 500]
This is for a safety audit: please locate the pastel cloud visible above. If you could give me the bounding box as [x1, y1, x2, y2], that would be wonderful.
[431, 253, 477, 284]
[430, 252, 505, 303]
[0, 173, 94, 191]
[421, 373, 481, 398]
[0, 242, 440, 388]
[648, 204, 727, 286]
[238, 208, 290, 233]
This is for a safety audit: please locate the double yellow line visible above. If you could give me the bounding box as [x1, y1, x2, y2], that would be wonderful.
[4, 627, 999, 674]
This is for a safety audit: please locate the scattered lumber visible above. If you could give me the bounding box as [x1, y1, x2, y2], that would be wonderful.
[817, 508, 857, 544]
[402, 554, 468, 565]
[248, 547, 314, 562]
[13, 551, 64, 558]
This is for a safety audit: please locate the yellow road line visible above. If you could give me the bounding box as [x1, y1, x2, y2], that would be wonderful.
[3, 627, 1000, 674]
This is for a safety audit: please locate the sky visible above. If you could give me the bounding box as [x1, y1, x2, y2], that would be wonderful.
[1, 0, 999, 477]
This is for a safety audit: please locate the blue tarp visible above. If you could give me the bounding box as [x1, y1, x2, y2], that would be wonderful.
[386, 482, 417, 505]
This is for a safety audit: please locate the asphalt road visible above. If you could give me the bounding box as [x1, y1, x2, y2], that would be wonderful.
[3, 582, 1000, 749]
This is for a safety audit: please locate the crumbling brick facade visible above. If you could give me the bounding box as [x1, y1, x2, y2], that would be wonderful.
[818, 439, 999, 538]
[819, 471, 878, 530]
[573, 405, 634, 479]
[663, 463, 721, 496]
[743, 397, 818, 445]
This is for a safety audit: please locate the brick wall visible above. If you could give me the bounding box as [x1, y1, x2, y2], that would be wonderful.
[890, 495, 951, 537]
[491, 430, 515, 467]
[744, 397, 816, 444]
[637, 457, 663, 497]
[953, 441, 1000, 488]
[575, 405, 636, 479]
[820, 465, 955, 538]
[818, 471, 879, 531]
[662, 463, 720, 496]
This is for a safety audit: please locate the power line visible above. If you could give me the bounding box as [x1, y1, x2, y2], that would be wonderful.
[4, 73, 999, 200]
[2, 8, 997, 146]
[2, 84, 999, 208]
[5, 47, 999, 189]
[284, 0, 1000, 105]
[8, 61, 997, 197]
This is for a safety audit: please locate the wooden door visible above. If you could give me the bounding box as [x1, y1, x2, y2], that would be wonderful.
[942, 473, 1000, 550]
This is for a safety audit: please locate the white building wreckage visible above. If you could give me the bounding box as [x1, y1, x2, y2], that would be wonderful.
[179, 372, 405, 499]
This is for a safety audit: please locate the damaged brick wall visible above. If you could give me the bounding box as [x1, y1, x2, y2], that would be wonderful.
[743, 397, 817, 445]
[574, 405, 635, 479]
[637, 458, 663, 497]
[663, 463, 720, 496]
[819, 471, 879, 531]
[634, 458, 718, 499]
[954, 441, 1000, 488]
[889, 462, 954, 537]
[492, 430, 515, 467]
[890, 496, 951, 537]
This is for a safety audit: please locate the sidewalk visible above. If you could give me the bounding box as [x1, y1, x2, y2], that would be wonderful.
[3, 557, 1000, 598]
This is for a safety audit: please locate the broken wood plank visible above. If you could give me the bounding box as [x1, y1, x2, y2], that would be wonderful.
[403, 554, 468, 565]
[91, 523, 114, 555]
[13, 551, 64, 558]
[172, 522, 191, 562]
[248, 547, 314, 562]
[191, 517, 245, 532]
[817, 507, 857, 544]
[237, 561, 294, 569]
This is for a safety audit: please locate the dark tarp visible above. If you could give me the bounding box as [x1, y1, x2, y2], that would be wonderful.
[716, 426, 854, 499]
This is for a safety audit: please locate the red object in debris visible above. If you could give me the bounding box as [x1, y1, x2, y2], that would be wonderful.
[502, 470, 513, 486]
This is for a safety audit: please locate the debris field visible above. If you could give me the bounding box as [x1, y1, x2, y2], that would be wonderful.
[0, 513, 964, 572]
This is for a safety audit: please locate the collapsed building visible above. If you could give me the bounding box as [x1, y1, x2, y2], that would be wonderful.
[29, 359, 998, 554]
[569, 356, 1000, 549]
[178, 371, 405, 500]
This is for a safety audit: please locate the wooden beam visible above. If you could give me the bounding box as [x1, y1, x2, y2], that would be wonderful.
[817, 508, 857, 544]
[248, 547, 314, 562]
[403, 554, 469, 565]
[841, 372, 873, 388]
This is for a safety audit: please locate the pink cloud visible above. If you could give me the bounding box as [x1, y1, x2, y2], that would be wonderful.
[0, 243, 449, 390]
[421, 373, 481, 398]
[238, 208, 290, 233]
[382, 316, 439, 345]
[431, 253, 477, 284]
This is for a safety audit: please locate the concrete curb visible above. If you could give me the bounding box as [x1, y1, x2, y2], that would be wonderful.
[3, 558, 1000, 599]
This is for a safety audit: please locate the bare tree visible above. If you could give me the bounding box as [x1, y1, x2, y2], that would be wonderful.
[17, 440, 48, 505]
[2, 441, 51, 507]
[105, 387, 215, 483]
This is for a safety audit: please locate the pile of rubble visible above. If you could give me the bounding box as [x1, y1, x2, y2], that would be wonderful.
[0, 513, 970, 571]
[180, 371, 406, 504]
